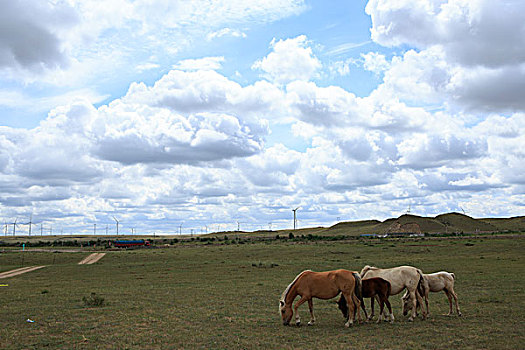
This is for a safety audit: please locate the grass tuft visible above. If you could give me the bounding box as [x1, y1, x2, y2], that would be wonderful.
[82, 292, 105, 307]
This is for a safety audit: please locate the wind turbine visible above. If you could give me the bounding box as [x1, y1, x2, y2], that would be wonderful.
[113, 216, 119, 235]
[24, 214, 33, 236]
[10, 218, 18, 236]
[292, 207, 300, 230]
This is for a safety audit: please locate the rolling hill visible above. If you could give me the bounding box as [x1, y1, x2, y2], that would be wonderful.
[322, 212, 524, 236]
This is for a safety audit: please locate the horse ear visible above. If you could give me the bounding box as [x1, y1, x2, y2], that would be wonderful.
[280, 300, 284, 307]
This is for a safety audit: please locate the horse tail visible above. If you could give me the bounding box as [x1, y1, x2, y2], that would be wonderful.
[417, 270, 427, 297]
[352, 272, 364, 304]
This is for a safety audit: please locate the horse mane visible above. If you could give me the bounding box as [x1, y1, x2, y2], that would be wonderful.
[361, 265, 379, 274]
[280, 270, 310, 305]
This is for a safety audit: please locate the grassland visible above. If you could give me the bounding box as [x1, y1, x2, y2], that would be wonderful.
[1, 235, 524, 349]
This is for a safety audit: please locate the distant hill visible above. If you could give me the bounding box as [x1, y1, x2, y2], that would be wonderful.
[322, 212, 524, 236]
[190, 212, 524, 239]
[435, 212, 497, 232]
[481, 216, 525, 232]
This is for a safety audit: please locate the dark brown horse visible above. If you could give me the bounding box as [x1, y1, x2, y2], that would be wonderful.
[338, 277, 393, 323]
[279, 269, 363, 327]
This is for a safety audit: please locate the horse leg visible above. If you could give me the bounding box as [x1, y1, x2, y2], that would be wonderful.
[293, 296, 308, 326]
[368, 297, 375, 321]
[416, 289, 427, 320]
[378, 294, 389, 318]
[424, 294, 429, 317]
[444, 289, 453, 316]
[359, 297, 368, 322]
[307, 299, 316, 325]
[385, 296, 394, 323]
[408, 290, 418, 322]
[377, 295, 384, 324]
[343, 292, 355, 327]
[352, 294, 362, 323]
[448, 288, 461, 316]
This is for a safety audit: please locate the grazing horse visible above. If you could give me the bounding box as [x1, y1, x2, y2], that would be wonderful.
[279, 269, 363, 328]
[360, 265, 427, 322]
[402, 271, 461, 317]
[338, 277, 393, 323]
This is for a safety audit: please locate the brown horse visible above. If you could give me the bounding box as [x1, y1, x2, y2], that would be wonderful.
[279, 269, 362, 327]
[338, 277, 393, 323]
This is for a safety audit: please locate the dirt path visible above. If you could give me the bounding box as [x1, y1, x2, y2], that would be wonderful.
[0, 266, 47, 279]
[78, 252, 106, 265]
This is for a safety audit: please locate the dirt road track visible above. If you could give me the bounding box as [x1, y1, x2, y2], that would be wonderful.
[78, 252, 106, 265]
[0, 266, 47, 279]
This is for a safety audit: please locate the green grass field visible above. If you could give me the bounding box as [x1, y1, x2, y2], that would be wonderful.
[1, 236, 524, 349]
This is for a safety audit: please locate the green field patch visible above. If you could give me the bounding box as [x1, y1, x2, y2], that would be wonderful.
[0, 237, 523, 349]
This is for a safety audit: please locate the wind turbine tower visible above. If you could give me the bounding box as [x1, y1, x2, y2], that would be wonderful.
[11, 218, 18, 236]
[26, 214, 33, 236]
[113, 216, 119, 235]
[292, 207, 299, 230]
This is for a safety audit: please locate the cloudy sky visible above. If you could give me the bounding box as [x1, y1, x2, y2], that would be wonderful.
[1, 0, 524, 235]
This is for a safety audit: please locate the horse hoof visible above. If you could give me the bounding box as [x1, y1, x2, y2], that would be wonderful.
[408, 318, 414, 322]
[307, 321, 314, 326]
[458, 312, 462, 317]
[296, 321, 301, 327]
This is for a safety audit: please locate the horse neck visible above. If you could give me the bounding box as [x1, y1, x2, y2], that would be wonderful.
[284, 282, 299, 306]
[282, 272, 305, 306]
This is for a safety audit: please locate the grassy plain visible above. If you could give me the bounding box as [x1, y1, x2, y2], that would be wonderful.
[1, 236, 524, 349]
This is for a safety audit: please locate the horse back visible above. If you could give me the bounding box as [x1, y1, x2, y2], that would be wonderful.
[362, 277, 391, 298]
[362, 266, 420, 294]
[298, 270, 356, 299]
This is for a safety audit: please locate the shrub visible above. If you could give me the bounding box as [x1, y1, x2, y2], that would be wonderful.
[82, 293, 105, 307]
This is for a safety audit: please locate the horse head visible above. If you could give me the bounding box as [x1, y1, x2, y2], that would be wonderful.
[401, 292, 413, 316]
[279, 300, 293, 326]
[337, 295, 349, 319]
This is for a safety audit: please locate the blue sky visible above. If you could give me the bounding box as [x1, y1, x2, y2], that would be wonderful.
[0, 0, 524, 235]
[2, 1, 379, 129]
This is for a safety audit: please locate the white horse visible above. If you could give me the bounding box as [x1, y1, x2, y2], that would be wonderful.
[402, 271, 461, 317]
[360, 265, 427, 322]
